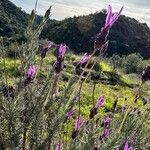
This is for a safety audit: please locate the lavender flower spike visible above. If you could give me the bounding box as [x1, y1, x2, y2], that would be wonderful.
[75, 53, 90, 76]
[65, 109, 75, 121]
[40, 40, 55, 58]
[89, 96, 105, 119]
[71, 118, 84, 139]
[55, 44, 67, 73]
[80, 53, 90, 65]
[141, 65, 150, 82]
[59, 43, 67, 58]
[94, 5, 123, 50]
[143, 97, 148, 105]
[95, 96, 105, 109]
[103, 128, 110, 138]
[124, 141, 133, 150]
[99, 128, 110, 141]
[105, 5, 123, 28]
[75, 118, 84, 131]
[101, 116, 112, 127]
[24, 65, 36, 86]
[27, 65, 36, 80]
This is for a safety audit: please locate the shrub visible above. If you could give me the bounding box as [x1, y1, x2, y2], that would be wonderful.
[122, 53, 144, 74]
[109, 54, 122, 69]
[110, 53, 144, 74]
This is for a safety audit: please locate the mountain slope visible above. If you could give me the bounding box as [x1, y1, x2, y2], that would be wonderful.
[41, 12, 150, 58]
[0, 0, 27, 37]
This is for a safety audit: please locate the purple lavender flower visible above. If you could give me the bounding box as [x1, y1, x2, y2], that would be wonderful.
[24, 65, 36, 86]
[103, 128, 110, 138]
[54, 143, 63, 150]
[75, 118, 84, 131]
[58, 44, 67, 58]
[27, 65, 36, 80]
[101, 116, 112, 127]
[75, 53, 90, 76]
[95, 96, 105, 109]
[89, 96, 105, 119]
[94, 5, 123, 50]
[65, 109, 75, 121]
[99, 128, 110, 141]
[123, 141, 133, 150]
[71, 118, 84, 139]
[40, 40, 55, 59]
[55, 44, 67, 74]
[79, 53, 90, 65]
[105, 5, 123, 28]
[141, 65, 150, 82]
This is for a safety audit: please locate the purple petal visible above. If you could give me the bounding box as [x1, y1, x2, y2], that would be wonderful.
[47, 42, 53, 49]
[101, 116, 112, 126]
[109, 6, 123, 27]
[59, 44, 67, 58]
[95, 96, 105, 109]
[124, 141, 133, 150]
[66, 109, 74, 119]
[105, 5, 112, 28]
[80, 53, 90, 64]
[27, 65, 36, 79]
[103, 128, 110, 138]
[75, 118, 84, 131]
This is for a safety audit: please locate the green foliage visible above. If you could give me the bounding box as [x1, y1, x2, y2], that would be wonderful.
[41, 13, 150, 59]
[110, 53, 144, 74]
[0, 0, 27, 37]
[109, 54, 123, 69]
[122, 53, 144, 74]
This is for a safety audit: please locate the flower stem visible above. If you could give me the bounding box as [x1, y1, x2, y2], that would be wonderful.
[64, 122, 69, 150]
[118, 106, 130, 133]
[77, 81, 83, 120]
[92, 83, 96, 107]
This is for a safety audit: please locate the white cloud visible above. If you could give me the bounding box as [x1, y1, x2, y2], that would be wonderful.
[10, 0, 150, 26]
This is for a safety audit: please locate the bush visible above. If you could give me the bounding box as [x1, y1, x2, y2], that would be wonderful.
[109, 53, 144, 74]
[109, 54, 122, 69]
[122, 53, 144, 74]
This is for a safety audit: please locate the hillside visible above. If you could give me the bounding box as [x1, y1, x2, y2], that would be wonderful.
[0, 0, 42, 43]
[41, 12, 150, 59]
[0, 0, 150, 58]
[0, 0, 27, 37]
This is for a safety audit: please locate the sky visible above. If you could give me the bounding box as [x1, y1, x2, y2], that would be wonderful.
[10, 0, 150, 26]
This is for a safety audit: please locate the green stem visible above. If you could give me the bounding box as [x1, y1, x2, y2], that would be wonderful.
[77, 81, 83, 120]
[64, 123, 69, 150]
[118, 106, 130, 133]
[92, 83, 96, 107]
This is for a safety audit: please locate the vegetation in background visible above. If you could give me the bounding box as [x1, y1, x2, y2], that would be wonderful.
[109, 53, 144, 74]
